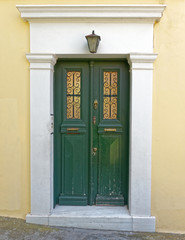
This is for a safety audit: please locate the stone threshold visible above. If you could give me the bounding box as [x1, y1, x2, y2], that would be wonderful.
[26, 206, 155, 232]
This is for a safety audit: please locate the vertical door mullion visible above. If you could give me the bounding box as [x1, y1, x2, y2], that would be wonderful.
[89, 61, 94, 205]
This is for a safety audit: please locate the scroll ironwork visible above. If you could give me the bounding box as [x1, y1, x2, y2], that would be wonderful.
[67, 71, 81, 119]
[103, 71, 118, 119]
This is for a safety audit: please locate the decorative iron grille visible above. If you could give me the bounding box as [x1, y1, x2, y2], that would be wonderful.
[66, 71, 81, 119]
[103, 71, 118, 119]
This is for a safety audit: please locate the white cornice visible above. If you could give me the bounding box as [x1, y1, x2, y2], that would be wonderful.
[129, 53, 158, 63]
[26, 54, 57, 64]
[26, 54, 57, 71]
[16, 5, 166, 23]
[128, 53, 158, 70]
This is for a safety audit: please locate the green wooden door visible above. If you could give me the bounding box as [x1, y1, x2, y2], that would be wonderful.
[54, 60, 129, 206]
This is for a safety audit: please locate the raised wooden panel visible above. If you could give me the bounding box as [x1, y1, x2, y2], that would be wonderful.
[96, 134, 124, 205]
[59, 134, 87, 205]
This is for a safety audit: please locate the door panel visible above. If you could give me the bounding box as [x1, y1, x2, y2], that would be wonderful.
[59, 134, 87, 205]
[93, 62, 129, 206]
[54, 62, 89, 206]
[96, 134, 124, 205]
[54, 60, 129, 206]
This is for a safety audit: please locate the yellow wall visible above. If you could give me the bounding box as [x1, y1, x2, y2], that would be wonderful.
[0, 0, 185, 233]
[152, 0, 185, 233]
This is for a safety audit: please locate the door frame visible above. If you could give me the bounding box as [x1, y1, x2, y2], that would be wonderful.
[26, 52, 156, 217]
[17, 4, 166, 231]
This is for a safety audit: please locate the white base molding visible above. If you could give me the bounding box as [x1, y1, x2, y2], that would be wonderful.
[26, 206, 155, 232]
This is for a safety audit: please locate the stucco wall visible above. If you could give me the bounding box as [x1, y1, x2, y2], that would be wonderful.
[152, 0, 185, 233]
[0, 0, 185, 233]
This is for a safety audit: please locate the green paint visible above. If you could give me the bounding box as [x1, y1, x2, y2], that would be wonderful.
[54, 60, 129, 206]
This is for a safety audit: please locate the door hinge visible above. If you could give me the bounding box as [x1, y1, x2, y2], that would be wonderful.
[50, 115, 54, 133]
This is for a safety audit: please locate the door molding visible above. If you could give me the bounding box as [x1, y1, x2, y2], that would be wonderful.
[17, 4, 166, 232]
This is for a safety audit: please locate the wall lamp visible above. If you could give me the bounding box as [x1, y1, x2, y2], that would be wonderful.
[85, 30, 101, 53]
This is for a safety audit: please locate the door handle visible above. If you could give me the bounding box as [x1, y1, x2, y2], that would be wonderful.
[92, 147, 97, 156]
[93, 147, 97, 152]
[93, 99, 98, 109]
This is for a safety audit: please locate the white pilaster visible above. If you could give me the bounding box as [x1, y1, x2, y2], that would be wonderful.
[26, 53, 57, 215]
[128, 53, 157, 217]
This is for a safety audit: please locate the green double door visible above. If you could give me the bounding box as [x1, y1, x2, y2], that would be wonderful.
[54, 60, 129, 206]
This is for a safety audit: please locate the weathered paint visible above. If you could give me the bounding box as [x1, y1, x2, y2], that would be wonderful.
[0, 0, 185, 233]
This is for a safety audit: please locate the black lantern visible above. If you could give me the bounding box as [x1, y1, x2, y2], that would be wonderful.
[85, 30, 101, 53]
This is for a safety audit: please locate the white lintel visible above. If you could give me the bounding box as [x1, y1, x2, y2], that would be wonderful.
[16, 5, 166, 23]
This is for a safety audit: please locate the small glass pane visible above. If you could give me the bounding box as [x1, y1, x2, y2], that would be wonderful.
[103, 97, 117, 120]
[103, 72, 118, 119]
[67, 71, 81, 119]
[104, 72, 118, 96]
